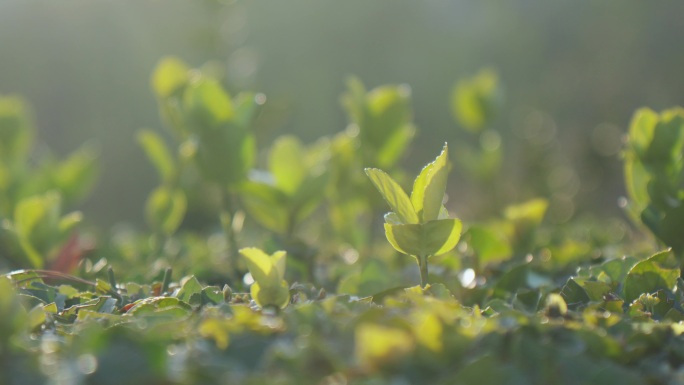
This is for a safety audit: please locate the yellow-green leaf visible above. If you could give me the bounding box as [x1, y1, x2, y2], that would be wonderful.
[412, 312, 443, 352]
[52, 143, 99, 204]
[504, 198, 548, 225]
[137, 129, 175, 184]
[13, 192, 62, 268]
[451, 68, 500, 132]
[355, 323, 414, 367]
[0, 95, 34, 161]
[250, 280, 290, 309]
[426, 218, 462, 256]
[384, 219, 462, 257]
[626, 108, 658, 157]
[199, 318, 231, 349]
[269, 136, 307, 195]
[57, 211, 83, 233]
[239, 247, 286, 284]
[365, 168, 418, 224]
[239, 181, 289, 234]
[411, 143, 449, 222]
[151, 56, 189, 98]
[183, 78, 234, 125]
[271, 251, 287, 281]
[145, 186, 186, 235]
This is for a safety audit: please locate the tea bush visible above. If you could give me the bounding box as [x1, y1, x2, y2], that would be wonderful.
[2, 59, 684, 385]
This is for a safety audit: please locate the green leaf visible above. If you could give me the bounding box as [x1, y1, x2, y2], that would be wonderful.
[201, 286, 224, 305]
[250, 280, 290, 309]
[376, 124, 415, 170]
[503, 198, 548, 226]
[183, 78, 234, 127]
[269, 136, 307, 195]
[543, 293, 568, 316]
[57, 211, 83, 233]
[145, 186, 186, 235]
[52, 143, 99, 204]
[239, 181, 289, 234]
[362, 86, 413, 166]
[239, 248, 287, 284]
[365, 168, 418, 224]
[624, 148, 650, 218]
[597, 256, 639, 285]
[384, 218, 462, 257]
[451, 68, 500, 132]
[354, 323, 414, 368]
[137, 129, 175, 184]
[232, 92, 263, 128]
[176, 276, 203, 304]
[127, 296, 192, 315]
[199, 318, 231, 349]
[577, 280, 612, 302]
[410, 143, 449, 223]
[342, 79, 415, 169]
[560, 278, 590, 308]
[0, 277, 28, 343]
[623, 250, 679, 303]
[641, 110, 684, 172]
[192, 121, 255, 186]
[13, 191, 63, 268]
[151, 56, 189, 98]
[626, 108, 659, 157]
[240, 248, 289, 308]
[0, 95, 34, 162]
[467, 225, 512, 264]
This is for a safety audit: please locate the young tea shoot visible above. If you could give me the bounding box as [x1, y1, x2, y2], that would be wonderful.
[239, 247, 290, 309]
[365, 143, 462, 287]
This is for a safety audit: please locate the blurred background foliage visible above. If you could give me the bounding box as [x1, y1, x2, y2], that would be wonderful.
[1, 0, 684, 229]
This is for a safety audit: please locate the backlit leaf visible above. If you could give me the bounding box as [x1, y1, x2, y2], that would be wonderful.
[250, 280, 290, 309]
[451, 68, 500, 132]
[52, 143, 99, 204]
[269, 136, 307, 195]
[239, 248, 286, 285]
[183, 78, 234, 127]
[199, 318, 231, 349]
[239, 181, 289, 234]
[355, 323, 414, 368]
[145, 186, 186, 235]
[152, 56, 189, 98]
[137, 130, 175, 184]
[467, 225, 512, 264]
[365, 168, 418, 224]
[0, 95, 34, 162]
[384, 218, 461, 257]
[411, 143, 449, 223]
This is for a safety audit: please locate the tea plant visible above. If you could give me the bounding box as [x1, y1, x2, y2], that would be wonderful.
[148, 57, 262, 281]
[366, 144, 462, 287]
[326, 78, 417, 249]
[0, 95, 97, 270]
[239, 247, 290, 309]
[5, 62, 684, 385]
[624, 108, 684, 262]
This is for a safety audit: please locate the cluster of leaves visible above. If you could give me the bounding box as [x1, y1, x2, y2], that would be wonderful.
[0, 95, 97, 270]
[4, 58, 684, 384]
[366, 144, 462, 287]
[624, 108, 684, 259]
[5, 242, 684, 385]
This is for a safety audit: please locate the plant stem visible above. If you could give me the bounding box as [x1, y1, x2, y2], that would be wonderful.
[418, 255, 429, 288]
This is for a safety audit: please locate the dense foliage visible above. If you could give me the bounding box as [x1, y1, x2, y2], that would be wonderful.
[2, 58, 684, 385]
